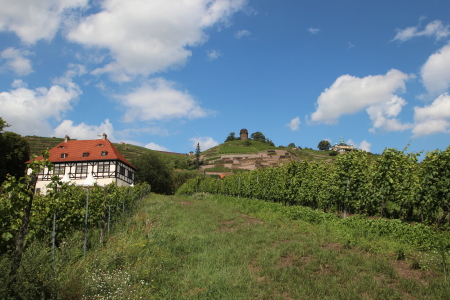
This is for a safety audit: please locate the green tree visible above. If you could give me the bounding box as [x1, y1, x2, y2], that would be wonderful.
[317, 140, 331, 151]
[224, 132, 236, 142]
[132, 152, 173, 194]
[194, 142, 203, 167]
[0, 118, 31, 184]
[0, 117, 9, 132]
[288, 143, 296, 148]
[250, 131, 266, 142]
[266, 139, 275, 146]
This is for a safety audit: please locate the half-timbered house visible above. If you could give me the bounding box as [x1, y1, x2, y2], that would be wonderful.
[29, 133, 136, 193]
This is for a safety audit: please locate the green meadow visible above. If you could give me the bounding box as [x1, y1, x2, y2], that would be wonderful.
[2, 193, 449, 299]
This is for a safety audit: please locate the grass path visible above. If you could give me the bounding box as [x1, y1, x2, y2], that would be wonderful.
[37, 194, 450, 299]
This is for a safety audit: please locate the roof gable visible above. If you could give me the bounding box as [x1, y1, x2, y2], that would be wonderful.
[31, 138, 137, 169]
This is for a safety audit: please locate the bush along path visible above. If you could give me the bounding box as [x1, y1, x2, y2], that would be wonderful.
[2, 193, 449, 299]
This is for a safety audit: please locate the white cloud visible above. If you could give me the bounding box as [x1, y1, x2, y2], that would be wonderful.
[190, 136, 218, 151]
[0, 80, 80, 136]
[420, 43, 450, 94]
[286, 116, 301, 131]
[118, 78, 211, 122]
[53, 63, 86, 84]
[67, 0, 247, 79]
[1, 47, 33, 76]
[145, 142, 170, 152]
[412, 93, 450, 137]
[347, 139, 372, 152]
[308, 28, 320, 34]
[235, 29, 250, 38]
[393, 20, 450, 42]
[358, 140, 372, 152]
[206, 49, 222, 61]
[53, 119, 115, 140]
[310, 69, 409, 124]
[11, 79, 27, 89]
[0, 0, 89, 44]
[366, 95, 411, 133]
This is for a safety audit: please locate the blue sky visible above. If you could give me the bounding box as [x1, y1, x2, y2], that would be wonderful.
[1, 0, 450, 156]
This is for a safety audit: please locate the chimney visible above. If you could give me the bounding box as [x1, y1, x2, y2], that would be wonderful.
[102, 133, 107, 140]
[64, 135, 70, 142]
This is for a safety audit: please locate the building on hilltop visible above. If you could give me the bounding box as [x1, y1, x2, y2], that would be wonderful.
[28, 133, 136, 193]
[332, 137, 354, 154]
[240, 128, 248, 141]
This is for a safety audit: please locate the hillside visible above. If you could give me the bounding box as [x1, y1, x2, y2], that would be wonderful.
[200, 140, 339, 174]
[23, 136, 375, 175]
[23, 135, 189, 165]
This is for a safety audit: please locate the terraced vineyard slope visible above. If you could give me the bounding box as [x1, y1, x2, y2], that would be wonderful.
[200, 140, 340, 175]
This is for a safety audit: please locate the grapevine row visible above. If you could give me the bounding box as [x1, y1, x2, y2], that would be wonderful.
[177, 146, 450, 226]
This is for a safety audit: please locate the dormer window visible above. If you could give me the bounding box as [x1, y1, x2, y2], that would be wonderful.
[58, 146, 66, 148]
[97, 144, 104, 147]
[101, 151, 108, 156]
[61, 153, 68, 159]
[82, 152, 89, 157]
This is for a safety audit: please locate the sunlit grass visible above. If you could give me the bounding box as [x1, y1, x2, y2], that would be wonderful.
[3, 193, 450, 299]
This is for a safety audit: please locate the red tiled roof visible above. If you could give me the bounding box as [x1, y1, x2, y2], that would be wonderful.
[30, 138, 137, 169]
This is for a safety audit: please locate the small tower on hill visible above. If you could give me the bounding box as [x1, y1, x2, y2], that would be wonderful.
[240, 128, 248, 141]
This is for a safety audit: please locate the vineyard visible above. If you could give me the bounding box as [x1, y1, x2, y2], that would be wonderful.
[0, 152, 150, 298]
[177, 146, 450, 247]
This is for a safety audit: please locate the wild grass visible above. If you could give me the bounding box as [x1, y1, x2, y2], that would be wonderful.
[2, 193, 450, 299]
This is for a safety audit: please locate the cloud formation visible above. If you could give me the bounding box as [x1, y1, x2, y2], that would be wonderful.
[310, 69, 409, 124]
[308, 28, 320, 34]
[235, 29, 250, 38]
[0, 0, 88, 44]
[118, 78, 210, 122]
[67, 0, 247, 78]
[1, 47, 33, 76]
[412, 93, 450, 137]
[366, 95, 411, 133]
[420, 43, 450, 94]
[286, 116, 301, 131]
[53, 119, 115, 140]
[393, 20, 450, 42]
[347, 139, 372, 152]
[190, 136, 218, 151]
[0, 80, 80, 136]
[206, 49, 222, 61]
[145, 142, 170, 152]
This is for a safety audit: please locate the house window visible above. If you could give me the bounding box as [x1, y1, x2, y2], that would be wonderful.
[61, 153, 68, 158]
[119, 165, 125, 175]
[98, 162, 110, 173]
[76, 164, 88, 174]
[54, 165, 65, 175]
[127, 170, 133, 179]
[82, 152, 89, 157]
[96, 144, 104, 147]
[101, 151, 108, 156]
[58, 146, 66, 148]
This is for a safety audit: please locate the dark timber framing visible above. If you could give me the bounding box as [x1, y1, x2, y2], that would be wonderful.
[37, 159, 135, 185]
